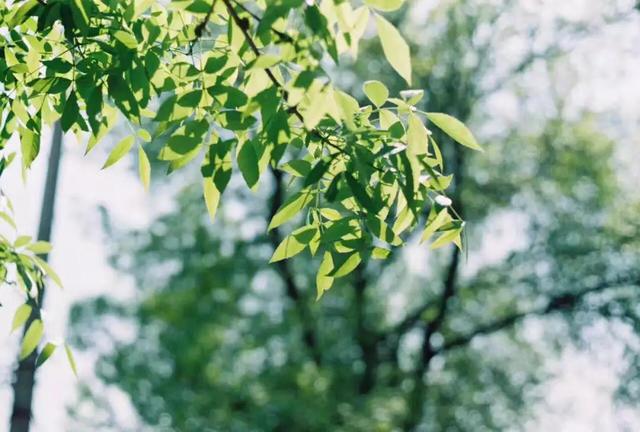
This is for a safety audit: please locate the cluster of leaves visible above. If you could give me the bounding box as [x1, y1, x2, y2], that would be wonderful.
[1, 0, 479, 363]
[0, 176, 71, 368]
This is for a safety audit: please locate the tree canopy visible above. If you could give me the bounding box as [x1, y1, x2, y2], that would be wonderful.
[67, 1, 640, 430]
[0, 0, 480, 366]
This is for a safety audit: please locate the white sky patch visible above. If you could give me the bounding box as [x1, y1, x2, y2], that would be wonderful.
[0, 127, 151, 431]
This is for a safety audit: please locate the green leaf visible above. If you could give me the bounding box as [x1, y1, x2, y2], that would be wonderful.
[333, 90, 359, 130]
[431, 228, 462, 250]
[65, 343, 78, 376]
[114, 30, 138, 49]
[8, 0, 38, 26]
[34, 256, 63, 288]
[407, 113, 429, 155]
[270, 230, 312, 263]
[237, 140, 259, 188]
[420, 209, 449, 243]
[303, 160, 329, 187]
[363, 80, 389, 107]
[11, 304, 32, 333]
[155, 95, 178, 122]
[330, 252, 362, 278]
[366, 215, 402, 246]
[281, 160, 311, 178]
[61, 91, 80, 132]
[371, 246, 391, 260]
[36, 342, 57, 368]
[137, 129, 152, 142]
[177, 90, 203, 107]
[345, 172, 376, 212]
[365, 0, 405, 11]
[205, 55, 227, 73]
[26, 241, 52, 255]
[0, 212, 17, 229]
[316, 251, 334, 300]
[400, 89, 424, 105]
[252, 54, 280, 69]
[138, 146, 151, 191]
[375, 14, 412, 84]
[102, 136, 134, 169]
[268, 189, 315, 231]
[426, 113, 482, 151]
[14, 235, 31, 248]
[20, 319, 44, 360]
[19, 127, 40, 171]
[203, 177, 221, 222]
[162, 135, 200, 158]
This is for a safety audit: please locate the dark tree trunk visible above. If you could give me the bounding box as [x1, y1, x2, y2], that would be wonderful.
[10, 122, 63, 432]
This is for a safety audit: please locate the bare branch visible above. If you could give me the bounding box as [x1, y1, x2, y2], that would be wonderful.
[437, 275, 640, 354]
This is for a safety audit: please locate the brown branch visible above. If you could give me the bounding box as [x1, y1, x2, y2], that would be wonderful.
[437, 275, 640, 354]
[188, 0, 219, 54]
[222, 0, 387, 174]
[230, 0, 294, 43]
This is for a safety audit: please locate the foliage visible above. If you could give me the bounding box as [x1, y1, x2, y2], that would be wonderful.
[0, 0, 480, 366]
[0, 179, 70, 364]
[73, 121, 640, 431]
[69, 1, 640, 430]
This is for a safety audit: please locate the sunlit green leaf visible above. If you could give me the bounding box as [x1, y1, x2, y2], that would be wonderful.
[363, 80, 389, 107]
[375, 14, 412, 84]
[14, 235, 31, 248]
[270, 237, 304, 263]
[36, 342, 57, 368]
[203, 177, 221, 222]
[138, 146, 151, 191]
[34, 256, 63, 288]
[430, 227, 462, 250]
[407, 113, 429, 155]
[114, 30, 138, 49]
[65, 343, 78, 376]
[365, 0, 405, 11]
[421, 208, 449, 243]
[102, 136, 134, 169]
[330, 252, 362, 277]
[268, 189, 315, 231]
[26, 241, 52, 255]
[20, 319, 44, 360]
[316, 251, 334, 300]
[426, 113, 482, 151]
[11, 304, 32, 333]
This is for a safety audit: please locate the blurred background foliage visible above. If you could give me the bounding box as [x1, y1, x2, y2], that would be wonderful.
[69, 0, 640, 430]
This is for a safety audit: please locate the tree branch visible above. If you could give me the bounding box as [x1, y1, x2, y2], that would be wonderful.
[188, 0, 218, 54]
[437, 275, 640, 354]
[222, 0, 387, 174]
[378, 299, 431, 345]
